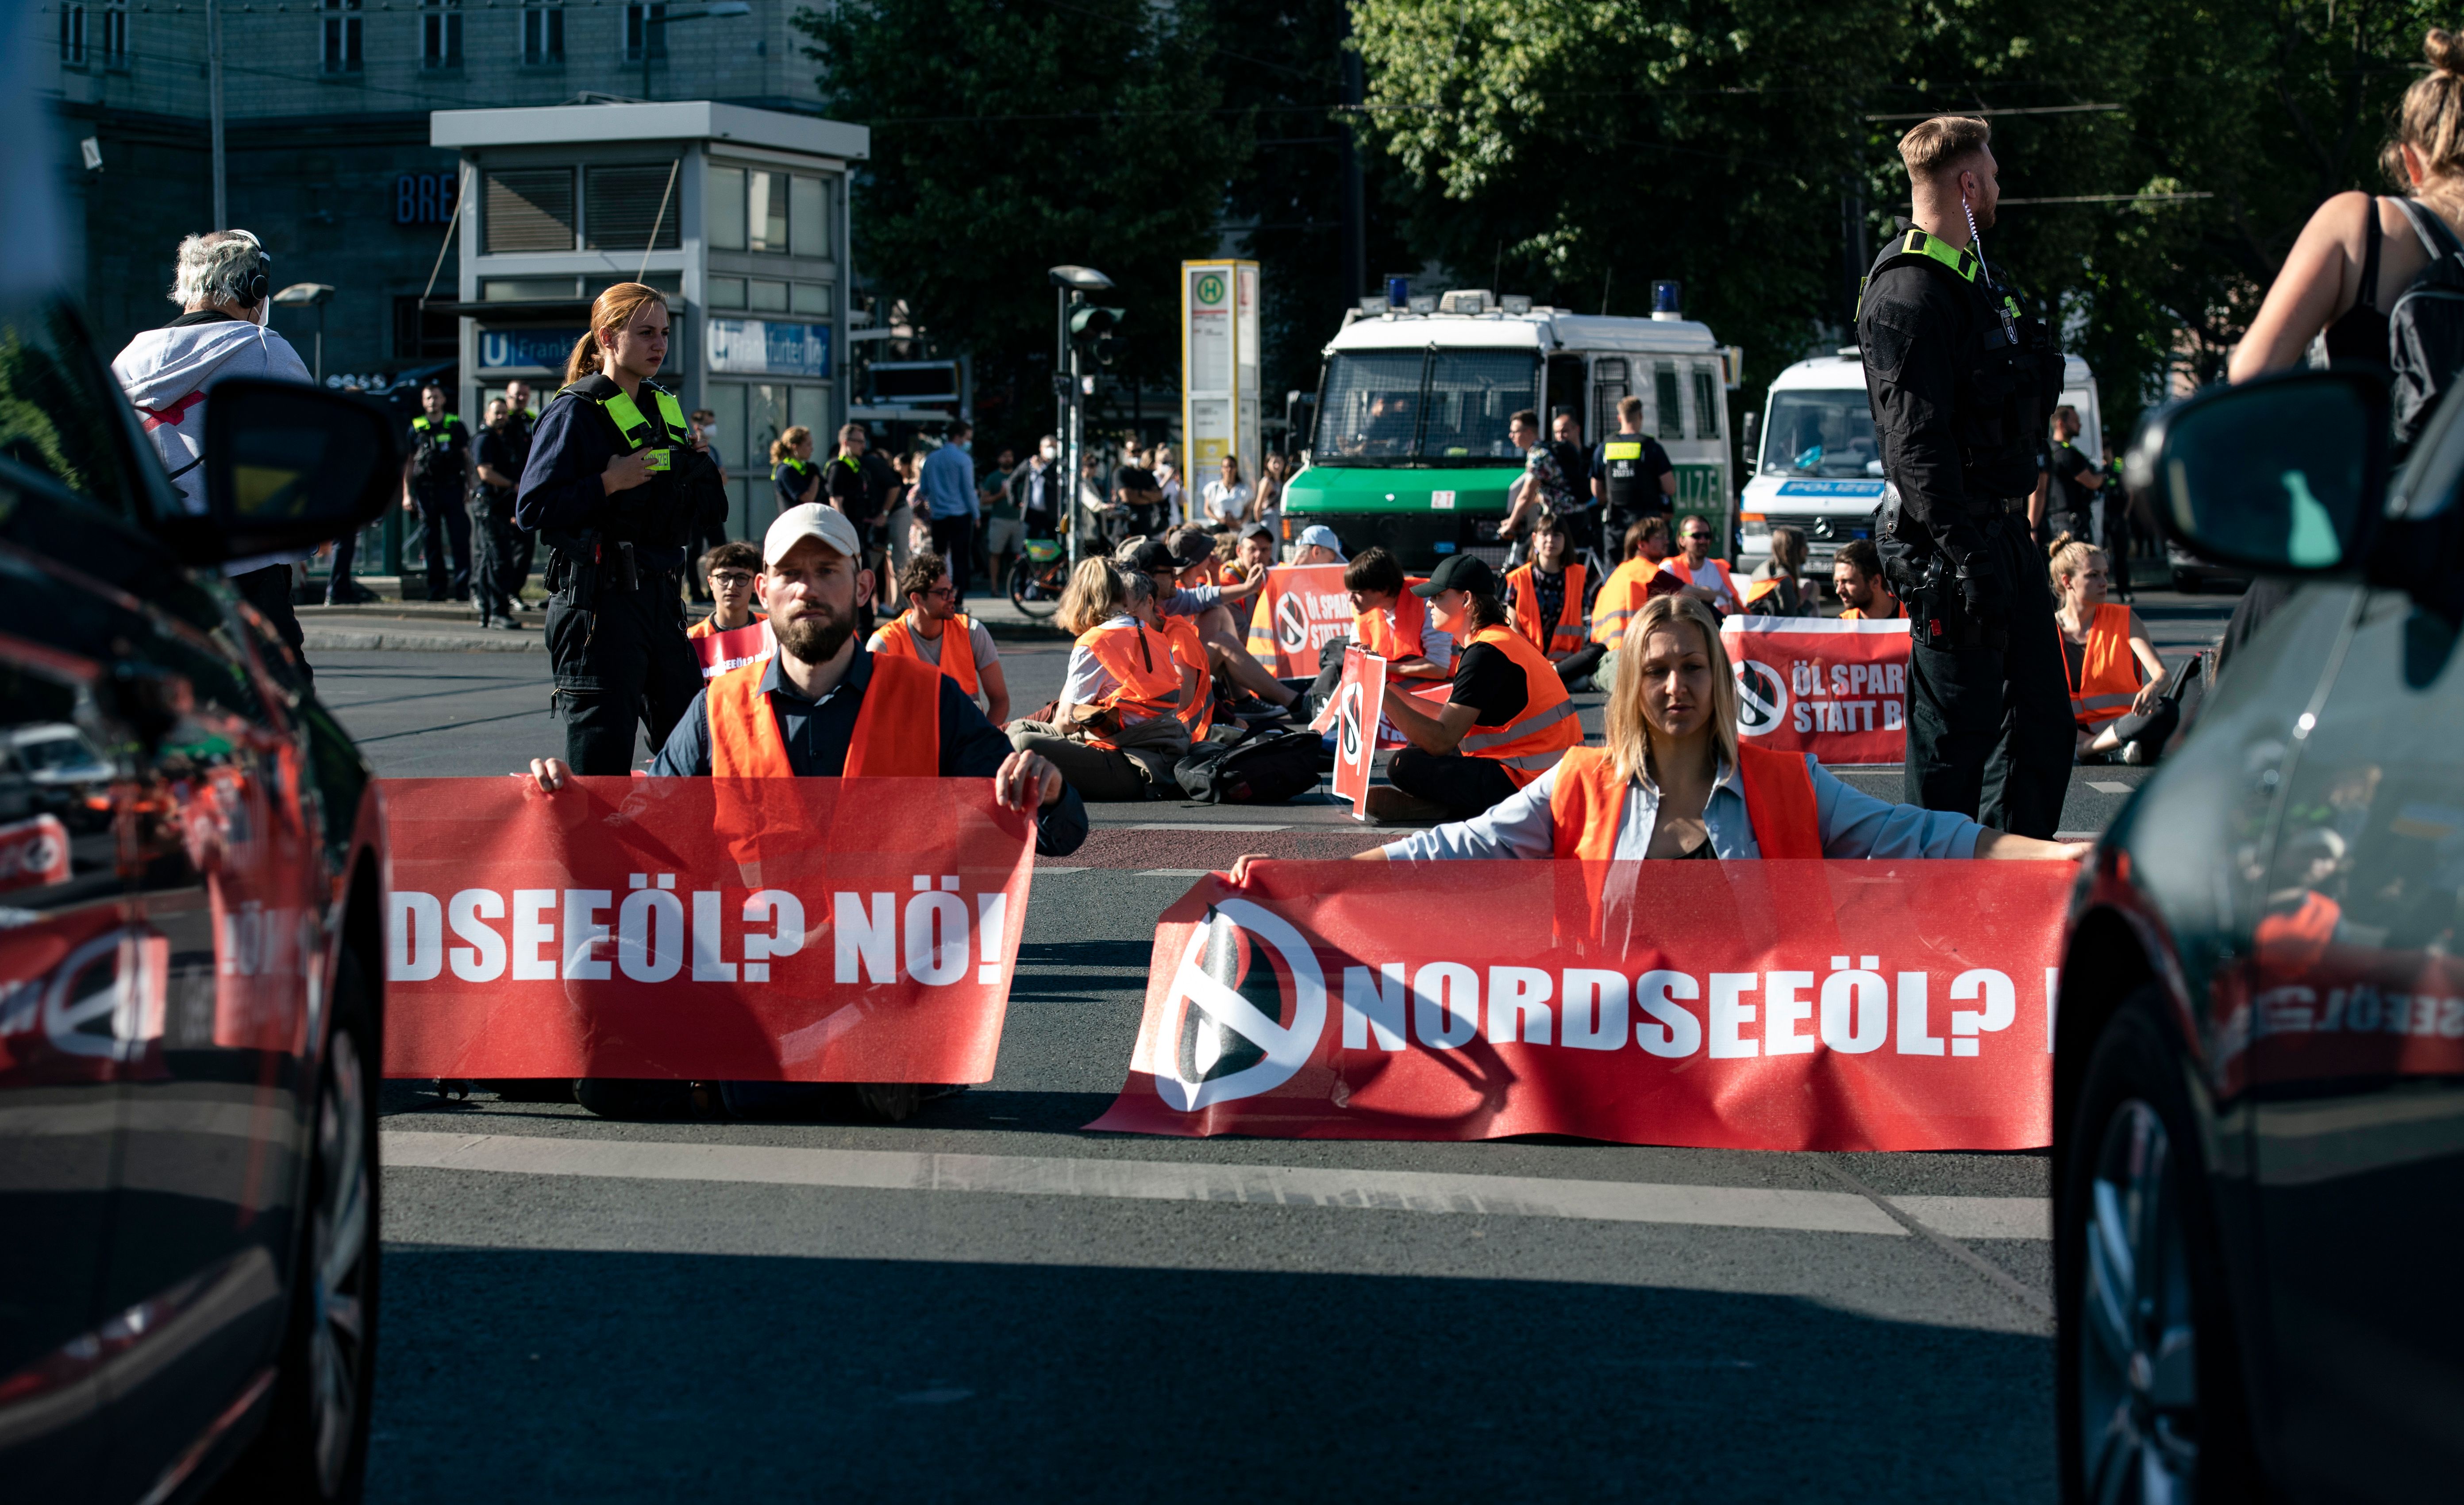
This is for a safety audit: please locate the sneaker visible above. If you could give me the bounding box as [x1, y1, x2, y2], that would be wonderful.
[2122, 739, 2152, 766]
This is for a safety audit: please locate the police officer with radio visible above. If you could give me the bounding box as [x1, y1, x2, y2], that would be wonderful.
[404, 380, 474, 602]
[516, 282, 728, 774]
[1857, 116, 2071, 839]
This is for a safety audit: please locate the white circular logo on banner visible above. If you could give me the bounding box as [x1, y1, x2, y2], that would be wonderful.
[1334, 681, 1363, 761]
[1734, 659, 1788, 738]
[1275, 594, 1310, 655]
[1156, 899, 1326, 1112]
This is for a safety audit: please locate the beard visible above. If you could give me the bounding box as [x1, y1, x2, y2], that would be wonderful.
[775, 606, 856, 665]
[1969, 197, 1997, 234]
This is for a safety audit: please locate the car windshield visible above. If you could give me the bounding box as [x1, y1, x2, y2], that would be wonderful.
[14, 729, 98, 772]
[1313, 348, 1536, 464]
[1759, 390, 1883, 479]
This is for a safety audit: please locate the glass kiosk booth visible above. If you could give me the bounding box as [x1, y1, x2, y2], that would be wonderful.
[431, 100, 868, 544]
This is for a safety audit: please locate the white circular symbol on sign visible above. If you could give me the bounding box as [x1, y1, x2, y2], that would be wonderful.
[1734, 659, 1788, 737]
[1335, 681, 1363, 761]
[8, 833, 59, 878]
[1157, 899, 1327, 1112]
[1275, 593, 1310, 655]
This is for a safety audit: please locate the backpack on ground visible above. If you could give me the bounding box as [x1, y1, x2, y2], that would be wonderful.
[1173, 727, 1321, 804]
[2387, 197, 2464, 453]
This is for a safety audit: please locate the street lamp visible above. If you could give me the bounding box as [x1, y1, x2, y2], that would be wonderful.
[273, 282, 336, 383]
[642, 1, 750, 103]
[1048, 266, 1114, 567]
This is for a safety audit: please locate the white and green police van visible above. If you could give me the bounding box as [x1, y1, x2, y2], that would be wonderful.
[1741, 347, 2101, 582]
[1279, 289, 1738, 569]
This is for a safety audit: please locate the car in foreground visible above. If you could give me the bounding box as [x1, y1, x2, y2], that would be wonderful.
[0, 288, 401, 1498]
[2055, 365, 2464, 1501]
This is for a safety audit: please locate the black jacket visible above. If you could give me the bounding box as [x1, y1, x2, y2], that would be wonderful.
[514, 375, 726, 568]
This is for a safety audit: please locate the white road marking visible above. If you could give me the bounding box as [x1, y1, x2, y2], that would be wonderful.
[1031, 866, 1087, 874]
[382, 1131, 2048, 1239]
[1136, 868, 1214, 877]
[2086, 781, 2133, 795]
[1118, 822, 1290, 832]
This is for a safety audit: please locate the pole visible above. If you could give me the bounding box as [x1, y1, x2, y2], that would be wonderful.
[314, 302, 325, 383]
[1337, 36, 1366, 305]
[643, 9, 654, 102]
[207, 0, 226, 227]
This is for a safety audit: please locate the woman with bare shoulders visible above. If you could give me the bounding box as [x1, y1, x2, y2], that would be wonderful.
[2223, 27, 2464, 660]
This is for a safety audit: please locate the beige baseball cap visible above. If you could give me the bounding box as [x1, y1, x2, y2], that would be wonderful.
[763, 502, 862, 568]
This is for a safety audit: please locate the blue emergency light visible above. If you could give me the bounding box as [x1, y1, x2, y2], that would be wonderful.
[1652, 280, 1682, 315]
[1387, 277, 1410, 309]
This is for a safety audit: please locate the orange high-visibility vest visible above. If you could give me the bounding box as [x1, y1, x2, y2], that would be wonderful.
[2065, 602, 2141, 727]
[1743, 575, 1790, 611]
[1507, 563, 1589, 655]
[705, 652, 942, 777]
[1162, 613, 1213, 737]
[1452, 625, 1584, 787]
[873, 609, 980, 699]
[1547, 743, 1823, 859]
[1663, 555, 1740, 610]
[688, 610, 765, 640]
[1590, 556, 1661, 645]
[1353, 584, 1443, 678]
[2255, 890, 2341, 976]
[1839, 594, 1903, 621]
[1074, 617, 1183, 750]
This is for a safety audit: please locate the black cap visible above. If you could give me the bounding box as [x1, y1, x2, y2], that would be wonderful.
[1411, 552, 1498, 598]
[1122, 539, 1178, 575]
[1168, 532, 1217, 569]
[1239, 520, 1273, 540]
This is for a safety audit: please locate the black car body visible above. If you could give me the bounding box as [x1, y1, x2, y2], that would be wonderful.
[0, 290, 399, 1499]
[2054, 367, 2464, 1501]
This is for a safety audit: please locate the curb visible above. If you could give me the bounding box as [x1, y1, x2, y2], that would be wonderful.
[304, 628, 545, 653]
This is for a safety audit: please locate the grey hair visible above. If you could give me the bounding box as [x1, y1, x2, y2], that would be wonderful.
[1118, 568, 1157, 613]
[168, 229, 270, 308]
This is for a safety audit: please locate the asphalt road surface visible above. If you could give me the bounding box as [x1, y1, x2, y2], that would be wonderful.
[343, 586, 2236, 1501]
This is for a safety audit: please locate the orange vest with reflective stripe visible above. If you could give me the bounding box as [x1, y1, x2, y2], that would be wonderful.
[1507, 563, 1589, 655]
[1839, 594, 1903, 621]
[1663, 555, 1740, 610]
[1547, 743, 1823, 859]
[1353, 585, 1442, 677]
[1590, 556, 1660, 645]
[873, 610, 980, 699]
[1455, 625, 1584, 787]
[705, 652, 942, 777]
[1075, 617, 1183, 749]
[2066, 602, 2140, 728]
[1743, 575, 1790, 611]
[688, 610, 765, 640]
[1162, 614, 1212, 737]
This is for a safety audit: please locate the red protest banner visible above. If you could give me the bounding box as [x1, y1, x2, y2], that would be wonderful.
[1724, 616, 1910, 765]
[381, 777, 1033, 1082]
[1089, 860, 2067, 1151]
[1324, 647, 1384, 818]
[1244, 564, 1354, 676]
[0, 815, 70, 892]
[692, 620, 774, 679]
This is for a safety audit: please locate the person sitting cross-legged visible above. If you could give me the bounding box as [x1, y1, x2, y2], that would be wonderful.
[867, 549, 1010, 725]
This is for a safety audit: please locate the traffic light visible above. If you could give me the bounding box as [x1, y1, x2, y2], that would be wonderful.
[1069, 303, 1126, 366]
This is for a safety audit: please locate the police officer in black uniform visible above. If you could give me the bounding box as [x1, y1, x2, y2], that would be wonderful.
[405, 380, 474, 602]
[1857, 116, 2071, 839]
[516, 283, 728, 774]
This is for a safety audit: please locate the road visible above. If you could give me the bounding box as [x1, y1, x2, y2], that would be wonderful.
[346, 588, 2233, 1501]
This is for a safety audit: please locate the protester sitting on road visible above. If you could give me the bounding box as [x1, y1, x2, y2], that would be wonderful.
[1368, 554, 1586, 825]
[1587, 518, 1676, 688]
[1744, 526, 1818, 617]
[1298, 545, 1450, 718]
[527, 503, 1085, 1120]
[1228, 520, 1277, 581]
[1118, 540, 1215, 738]
[1006, 559, 1192, 801]
[867, 549, 1010, 725]
[773, 426, 820, 513]
[1832, 539, 1904, 620]
[1237, 595, 2089, 871]
[1141, 529, 1296, 718]
[2050, 535, 2181, 766]
[688, 540, 765, 639]
[1661, 517, 1743, 612]
[1292, 524, 1347, 566]
[1506, 511, 1607, 688]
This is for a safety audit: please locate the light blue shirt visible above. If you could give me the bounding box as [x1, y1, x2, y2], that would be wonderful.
[920, 443, 978, 521]
[1381, 752, 1985, 861]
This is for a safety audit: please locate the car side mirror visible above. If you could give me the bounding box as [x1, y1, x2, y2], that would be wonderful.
[162, 378, 401, 567]
[2123, 368, 2387, 576]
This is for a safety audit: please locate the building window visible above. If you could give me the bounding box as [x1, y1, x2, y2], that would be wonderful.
[421, 0, 461, 68]
[705, 165, 832, 259]
[101, 0, 127, 68]
[393, 297, 459, 362]
[625, 2, 666, 62]
[522, 0, 562, 64]
[59, 3, 86, 66]
[584, 163, 681, 252]
[1654, 363, 1683, 440]
[483, 168, 578, 253]
[321, 0, 362, 73]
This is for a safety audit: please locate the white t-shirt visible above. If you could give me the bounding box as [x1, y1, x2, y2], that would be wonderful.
[864, 617, 999, 678]
[1202, 480, 1255, 525]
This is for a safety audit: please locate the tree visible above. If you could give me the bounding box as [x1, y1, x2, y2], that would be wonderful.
[796, 0, 1243, 448]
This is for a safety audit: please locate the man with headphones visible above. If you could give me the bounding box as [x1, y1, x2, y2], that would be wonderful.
[113, 228, 323, 681]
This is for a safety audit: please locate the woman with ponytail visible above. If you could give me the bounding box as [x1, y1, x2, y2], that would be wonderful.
[771, 426, 820, 513]
[2048, 533, 2179, 765]
[514, 281, 727, 774]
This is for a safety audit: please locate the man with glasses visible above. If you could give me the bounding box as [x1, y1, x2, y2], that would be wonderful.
[866, 550, 1010, 725]
[688, 541, 765, 639]
[1662, 518, 1742, 613]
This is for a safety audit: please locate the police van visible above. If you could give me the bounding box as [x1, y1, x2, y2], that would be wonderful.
[1740, 348, 2100, 584]
[1279, 288, 1738, 569]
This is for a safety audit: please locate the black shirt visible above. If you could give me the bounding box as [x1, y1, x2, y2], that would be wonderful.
[408, 414, 468, 491]
[774, 458, 820, 514]
[1550, 439, 1591, 498]
[1526, 563, 1600, 637]
[2048, 441, 2096, 526]
[826, 453, 876, 524]
[1449, 641, 1529, 728]
[513, 377, 723, 570]
[474, 423, 527, 510]
[1593, 433, 1675, 516]
[650, 646, 1088, 857]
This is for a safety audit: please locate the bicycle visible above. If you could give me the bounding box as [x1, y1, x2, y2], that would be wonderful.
[1007, 536, 1068, 618]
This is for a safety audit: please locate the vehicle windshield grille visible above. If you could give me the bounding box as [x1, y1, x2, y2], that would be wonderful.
[1313, 349, 1536, 464]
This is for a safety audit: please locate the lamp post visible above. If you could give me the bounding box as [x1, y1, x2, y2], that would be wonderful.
[273, 282, 336, 383]
[1048, 265, 1113, 567]
[642, 1, 749, 103]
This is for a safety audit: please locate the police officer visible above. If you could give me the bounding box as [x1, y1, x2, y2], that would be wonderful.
[404, 380, 474, 602]
[516, 282, 728, 775]
[1857, 116, 2071, 839]
[1592, 393, 1676, 543]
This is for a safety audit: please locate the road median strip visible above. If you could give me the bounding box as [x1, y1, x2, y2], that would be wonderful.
[381, 1130, 2048, 1239]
